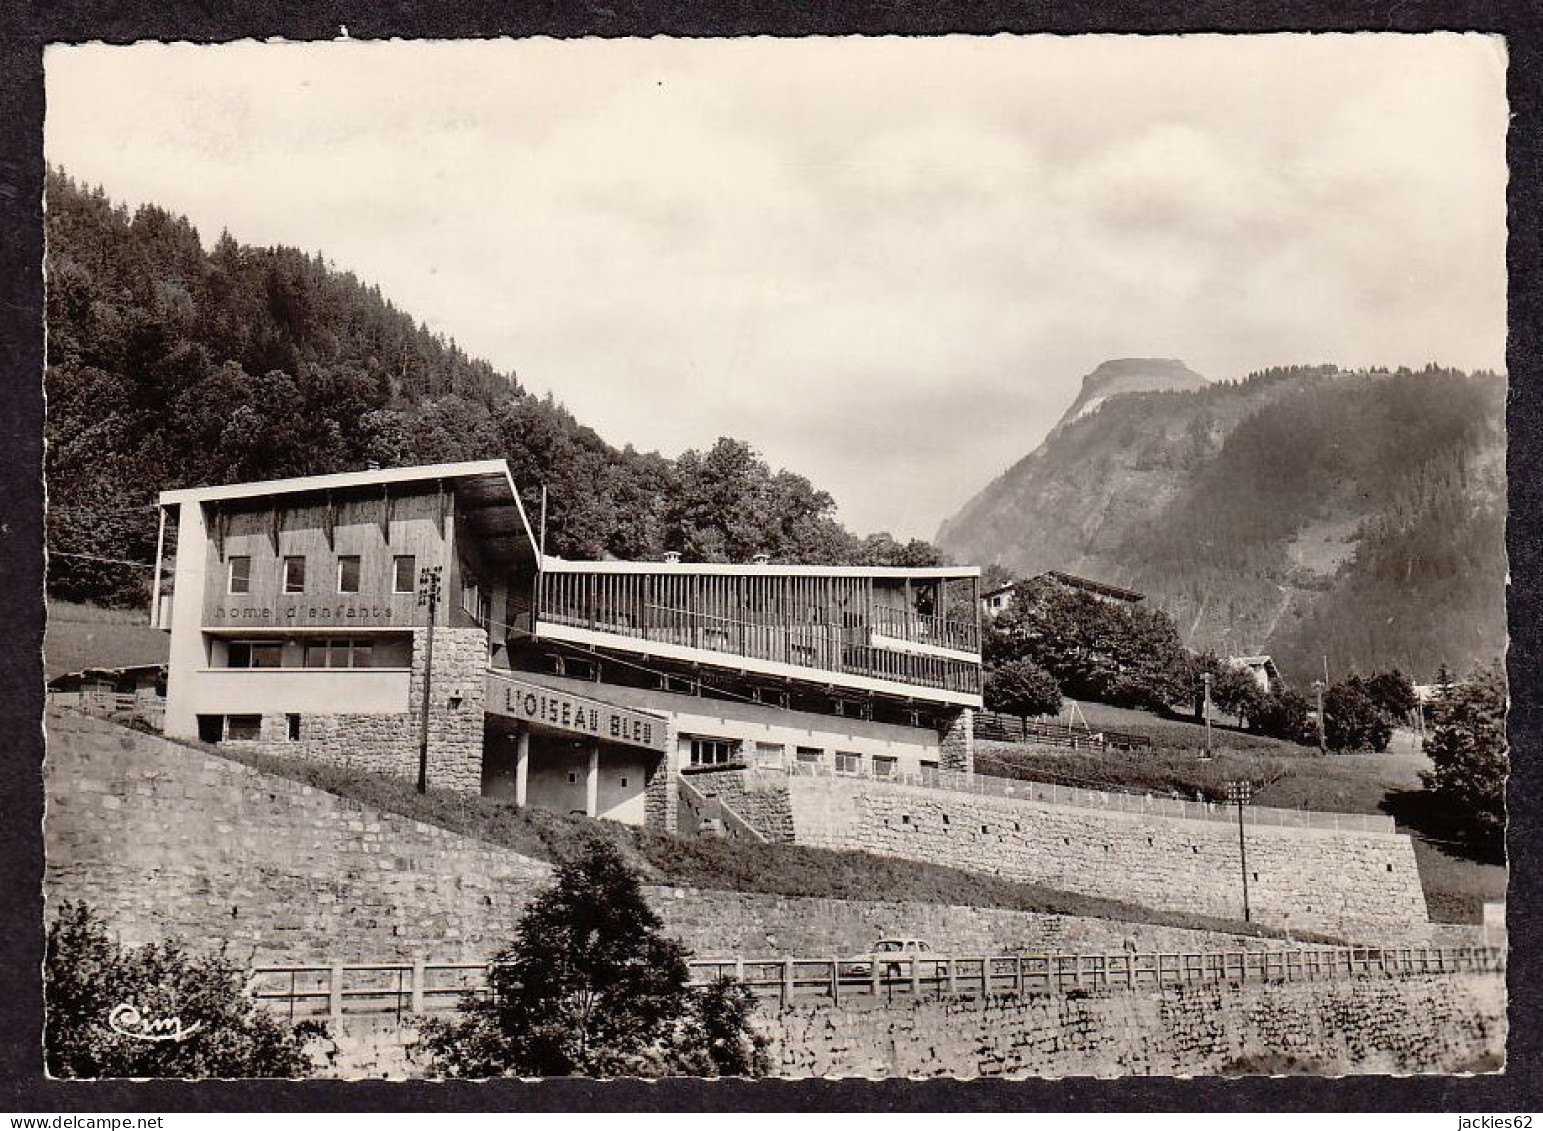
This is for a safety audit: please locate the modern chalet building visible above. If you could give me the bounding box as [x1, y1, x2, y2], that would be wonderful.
[155, 461, 984, 831]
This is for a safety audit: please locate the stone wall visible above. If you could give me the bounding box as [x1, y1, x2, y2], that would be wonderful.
[785, 775, 1431, 943]
[648, 887, 1287, 958]
[688, 767, 797, 842]
[937, 707, 974, 774]
[45, 710, 552, 961]
[313, 972, 1505, 1079]
[760, 973, 1506, 1078]
[219, 627, 487, 795]
[48, 711, 1296, 967]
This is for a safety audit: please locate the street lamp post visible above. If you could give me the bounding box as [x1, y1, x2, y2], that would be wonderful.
[1226, 779, 1253, 923]
[416, 564, 444, 794]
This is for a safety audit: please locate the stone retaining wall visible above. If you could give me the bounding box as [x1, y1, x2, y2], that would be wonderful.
[759, 972, 1505, 1078]
[786, 775, 1431, 943]
[46, 711, 1289, 965]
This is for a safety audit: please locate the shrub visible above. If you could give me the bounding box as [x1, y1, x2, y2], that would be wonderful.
[45, 902, 321, 1078]
[422, 836, 767, 1077]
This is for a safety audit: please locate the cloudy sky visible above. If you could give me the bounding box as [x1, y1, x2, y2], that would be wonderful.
[45, 35, 1508, 538]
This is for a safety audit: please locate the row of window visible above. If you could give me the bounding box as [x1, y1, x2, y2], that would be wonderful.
[224, 637, 396, 669]
[227, 553, 419, 596]
[684, 737, 906, 777]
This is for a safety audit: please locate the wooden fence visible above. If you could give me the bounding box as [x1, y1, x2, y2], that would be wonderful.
[974, 710, 1152, 752]
[247, 945, 1506, 1020]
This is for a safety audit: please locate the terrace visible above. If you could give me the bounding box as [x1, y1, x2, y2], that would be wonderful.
[533, 561, 982, 701]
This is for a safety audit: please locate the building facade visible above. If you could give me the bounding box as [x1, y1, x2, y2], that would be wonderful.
[156, 461, 984, 832]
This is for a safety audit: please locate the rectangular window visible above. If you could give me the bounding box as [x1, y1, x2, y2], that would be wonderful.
[795, 747, 824, 766]
[228, 555, 251, 595]
[835, 751, 862, 776]
[226, 640, 282, 669]
[755, 742, 785, 767]
[304, 638, 375, 669]
[872, 756, 897, 778]
[197, 714, 223, 744]
[283, 555, 306, 594]
[337, 555, 361, 594]
[393, 555, 416, 594]
[286, 713, 301, 742]
[689, 738, 736, 767]
[226, 715, 262, 741]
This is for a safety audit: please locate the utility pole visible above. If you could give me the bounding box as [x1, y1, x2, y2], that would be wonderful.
[1312, 678, 1326, 755]
[1200, 672, 1213, 760]
[416, 564, 444, 794]
[1226, 779, 1253, 922]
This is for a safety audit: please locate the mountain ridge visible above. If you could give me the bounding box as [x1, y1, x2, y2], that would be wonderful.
[937, 363, 1506, 683]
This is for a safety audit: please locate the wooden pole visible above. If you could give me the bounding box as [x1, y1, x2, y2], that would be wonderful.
[149, 504, 166, 627]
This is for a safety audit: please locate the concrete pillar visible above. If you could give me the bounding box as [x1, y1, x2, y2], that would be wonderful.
[586, 742, 600, 818]
[514, 728, 530, 808]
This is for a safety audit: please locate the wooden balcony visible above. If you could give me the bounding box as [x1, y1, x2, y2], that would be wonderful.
[534, 566, 981, 698]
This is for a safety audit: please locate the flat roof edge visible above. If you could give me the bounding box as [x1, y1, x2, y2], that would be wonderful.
[158, 460, 516, 505]
[540, 555, 980, 579]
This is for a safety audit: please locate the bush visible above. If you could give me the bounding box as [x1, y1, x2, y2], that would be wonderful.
[1249, 687, 1313, 744]
[422, 836, 767, 1077]
[45, 902, 320, 1078]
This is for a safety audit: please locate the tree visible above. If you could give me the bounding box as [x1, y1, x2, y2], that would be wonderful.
[1210, 666, 1266, 726]
[986, 580, 1190, 712]
[1364, 669, 1418, 721]
[421, 837, 765, 1077]
[1421, 662, 1507, 851]
[1248, 687, 1313, 744]
[45, 902, 320, 1078]
[985, 659, 1062, 722]
[1323, 675, 1393, 752]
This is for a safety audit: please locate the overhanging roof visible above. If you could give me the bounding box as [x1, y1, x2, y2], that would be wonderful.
[159, 460, 541, 568]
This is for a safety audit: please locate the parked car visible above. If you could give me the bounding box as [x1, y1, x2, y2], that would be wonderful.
[843, 938, 946, 978]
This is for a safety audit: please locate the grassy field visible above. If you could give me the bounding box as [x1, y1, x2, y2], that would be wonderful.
[139, 723, 1343, 945]
[45, 600, 167, 678]
[1057, 698, 1313, 756]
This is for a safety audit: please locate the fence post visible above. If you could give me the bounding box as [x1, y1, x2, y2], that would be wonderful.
[1015, 955, 1024, 996]
[871, 957, 881, 998]
[830, 958, 840, 1004]
[911, 957, 922, 998]
[782, 959, 793, 1007]
[947, 956, 957, 997]
[411, 958, 426, 1015]
[329, 961, 344, 1021]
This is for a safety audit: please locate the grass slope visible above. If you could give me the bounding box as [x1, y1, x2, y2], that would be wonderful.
[45, 601, 168, 679]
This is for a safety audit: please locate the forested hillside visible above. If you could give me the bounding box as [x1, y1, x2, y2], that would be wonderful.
[45, 172, 939, 606]
[938, 364, 1506, 683]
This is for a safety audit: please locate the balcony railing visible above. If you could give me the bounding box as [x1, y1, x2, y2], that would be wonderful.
[536, 571, 981, 696]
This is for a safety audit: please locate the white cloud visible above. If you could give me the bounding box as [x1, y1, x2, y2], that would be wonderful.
[44, 34, 1508, 538]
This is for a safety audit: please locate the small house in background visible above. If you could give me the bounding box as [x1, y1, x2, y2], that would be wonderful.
[981, 582, 1016, 618]
[980, 570, 1145, 619]
[47, 663, 167, 729]
[1225, 654, 1282, 694]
